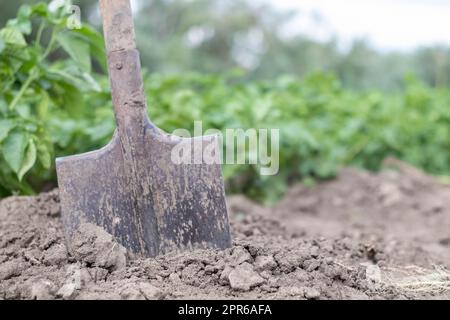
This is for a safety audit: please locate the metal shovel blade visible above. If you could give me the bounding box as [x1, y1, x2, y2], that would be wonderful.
[56, 0, 232, 258]
[56, 128, 231, 257]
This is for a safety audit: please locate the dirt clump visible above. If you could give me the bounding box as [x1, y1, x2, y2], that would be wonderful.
[70, 223, 127, 271]
[228, 262, 265, 291]
[1, 167, 450, 299]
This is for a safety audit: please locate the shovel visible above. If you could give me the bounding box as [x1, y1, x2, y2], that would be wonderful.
[56, 0, 231, 257]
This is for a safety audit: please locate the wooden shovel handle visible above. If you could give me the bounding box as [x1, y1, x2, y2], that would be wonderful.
[99, 0, 136, 53]
[99, 0, 149, 132]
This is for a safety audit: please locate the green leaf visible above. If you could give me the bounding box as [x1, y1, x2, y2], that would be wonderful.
[30, 2, 49, 17]
[47, 67, 100, 93]
[8, 19, 32, 35]
[57, 32, 91, 72]
[7, 5, 33, 35]
[18, 139, 37, 181]
[18, 5, 32, 19]
[37, 90, 50, 118]
[0, 100, 7, 115]
[74, 25, 107, 71]
[0, 27, 27, 47]
[82, 72, 102, 92]
[0, 120, 15, 142]
[36, 141, 52, 169]
[2, 130, 28, 174]
[16, 103, 32, 119]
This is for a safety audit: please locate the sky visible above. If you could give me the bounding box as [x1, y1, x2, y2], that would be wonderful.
[265, 0, 450, 52]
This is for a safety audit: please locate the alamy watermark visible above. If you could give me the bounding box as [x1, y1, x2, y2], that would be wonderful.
[66, 5, 81, 30]
[170, 121, 280, 176]
[50, 0, 81, 30]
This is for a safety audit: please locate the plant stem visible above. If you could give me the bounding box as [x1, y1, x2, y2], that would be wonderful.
[8, 70, 37, 111]
[35, 21, 46, 48]
[41, 28, 58, 61]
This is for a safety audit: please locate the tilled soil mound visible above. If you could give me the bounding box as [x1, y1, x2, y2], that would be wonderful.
[1, 167, 449, 300]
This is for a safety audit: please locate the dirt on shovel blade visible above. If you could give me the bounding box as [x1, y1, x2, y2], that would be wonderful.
[1, 167, 450, 300]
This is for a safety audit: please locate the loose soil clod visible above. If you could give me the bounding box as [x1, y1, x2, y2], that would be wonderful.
[1, 168, 449, 300]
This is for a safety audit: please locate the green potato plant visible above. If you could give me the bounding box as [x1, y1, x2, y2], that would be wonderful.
[0, 0, 109, 195]
[2, 1, 450, 203]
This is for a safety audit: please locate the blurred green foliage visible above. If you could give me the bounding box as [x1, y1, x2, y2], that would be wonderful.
[145, 72, 450, 201]
[1, 1, 450, 202]
[0, 1, 107, 194]
[2, 0, 450, 91]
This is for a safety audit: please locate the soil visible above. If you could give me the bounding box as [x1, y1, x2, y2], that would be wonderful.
[1, 166, 449, 300]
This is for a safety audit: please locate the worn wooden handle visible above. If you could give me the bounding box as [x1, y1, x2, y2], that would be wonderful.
[99, 0, 136, 52]
[99, 0, 149, 132]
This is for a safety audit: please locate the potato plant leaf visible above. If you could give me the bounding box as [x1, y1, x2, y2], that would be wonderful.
[57, 31, 91, 72]
[0, 27, 27, 47]
[0, 120, 15, 142]
[36, 141, 52, 170]
[18, 139, 37, 181]
[2, 130, 28, 174]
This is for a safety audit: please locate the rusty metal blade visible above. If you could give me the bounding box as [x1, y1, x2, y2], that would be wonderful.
[56, 0, 232, 258]
[56, 127, 231, 257]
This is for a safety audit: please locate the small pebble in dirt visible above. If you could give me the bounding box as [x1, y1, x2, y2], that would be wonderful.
[259, 270, 272, 279]
[219, 265, 233, 284]
[139, 282, 164, 300]
[294, 268, 310, 282]
[23, 249, 43, 265]
[87, 267, 109, 282]
[120, 283, 145, 300]
[0, 259, 26, 281]
[254, 255, 277, 272]
[309, 246, 320, 258]
[279, 286, 304, 297]
[228, 262, 265, 291]
[304, 259, 321, 272]
[56, 282, 78, 300]
[260, 284, 277, 293]
[30, 280, 56, 300]
[361, 263, 382, 284]
[56, 264, 90, 299]
[229, 246, 252, 266]
[43, 243, 68, 266]
[304, 287, 321, 300]
[267, 277, 281, 288]
[169, 273, 181, 283]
